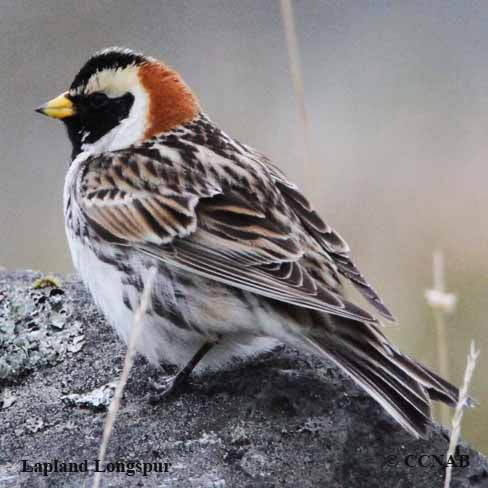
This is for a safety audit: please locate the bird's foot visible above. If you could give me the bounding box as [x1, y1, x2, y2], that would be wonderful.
[147, 375, 186, 404]
[147, 342, 214, 404]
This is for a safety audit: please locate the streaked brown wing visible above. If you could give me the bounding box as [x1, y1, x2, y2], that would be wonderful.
[79, 151, 220, 244]
[78, 150, 382, 323]
[266, 168, 394, 321]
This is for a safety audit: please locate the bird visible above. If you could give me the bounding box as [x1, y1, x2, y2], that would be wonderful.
[36, 46, 464, 438]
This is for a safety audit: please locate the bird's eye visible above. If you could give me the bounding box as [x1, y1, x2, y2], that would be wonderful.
[89, 93, 109, 109]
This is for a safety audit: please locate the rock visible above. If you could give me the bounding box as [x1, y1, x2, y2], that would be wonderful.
[0, 270, 487, 488]
[61, 382, 117, 411]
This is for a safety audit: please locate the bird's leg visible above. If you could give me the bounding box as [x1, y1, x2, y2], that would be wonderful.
[149, 341, 214, 403]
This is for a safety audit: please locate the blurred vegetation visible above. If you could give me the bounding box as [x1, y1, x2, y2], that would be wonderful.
[0, 1, 486, 454]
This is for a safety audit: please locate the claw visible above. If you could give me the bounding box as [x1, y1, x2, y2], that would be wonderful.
[147, 342, 214, 404]
[148, 375, 183, 404]
[150, 377, 176, 393]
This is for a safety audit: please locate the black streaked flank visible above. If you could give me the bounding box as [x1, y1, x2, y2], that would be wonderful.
[151, 291, 190, 331]
[122, 291, 133, 311]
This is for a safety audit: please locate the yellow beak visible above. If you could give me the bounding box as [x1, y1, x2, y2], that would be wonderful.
[35, 92, 75, 119]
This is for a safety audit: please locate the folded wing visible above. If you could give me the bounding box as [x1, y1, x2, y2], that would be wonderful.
[78, 149, 391, 324]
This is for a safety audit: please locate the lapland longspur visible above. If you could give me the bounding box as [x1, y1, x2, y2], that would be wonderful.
[37, 47, 463, 438]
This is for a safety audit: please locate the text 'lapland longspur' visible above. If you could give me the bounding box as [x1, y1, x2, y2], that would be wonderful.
[37, 47, 464, 438]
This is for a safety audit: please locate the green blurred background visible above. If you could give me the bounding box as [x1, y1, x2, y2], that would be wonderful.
[0, 1, 486, 453]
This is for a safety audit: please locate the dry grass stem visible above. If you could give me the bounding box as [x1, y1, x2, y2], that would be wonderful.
[92, 267, 157, 488]
[425, 250, 456, 426]
[279, 0, 313, 178]
[443, 341, 479, 488]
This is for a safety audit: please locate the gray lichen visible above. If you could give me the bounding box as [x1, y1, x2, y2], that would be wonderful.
[0, 277, 85, 382]
[62, 382, 116, 411]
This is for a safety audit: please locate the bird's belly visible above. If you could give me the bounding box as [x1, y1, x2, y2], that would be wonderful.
[66, 234, 280, 370]
[67, 236, 151, 353]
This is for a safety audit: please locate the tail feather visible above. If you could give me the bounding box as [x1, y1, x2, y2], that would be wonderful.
[301, 317, 461, 438]
[328, 345, 432, 437]
[394, 354, 459, 406]
[342, 334, 430, 409]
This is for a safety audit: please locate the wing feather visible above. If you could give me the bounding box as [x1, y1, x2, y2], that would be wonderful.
[272, 175, 394, 320]
[77, 148, 388, 324]
[137, 239, 376, 322]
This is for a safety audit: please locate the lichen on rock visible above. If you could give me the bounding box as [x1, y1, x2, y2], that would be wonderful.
[0, 274, 85, 382]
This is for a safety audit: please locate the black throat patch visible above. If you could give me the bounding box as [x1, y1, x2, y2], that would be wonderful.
[63, 92, 135, 159]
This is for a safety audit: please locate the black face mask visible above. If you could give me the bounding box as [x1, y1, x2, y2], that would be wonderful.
[63, 92, 134, 159]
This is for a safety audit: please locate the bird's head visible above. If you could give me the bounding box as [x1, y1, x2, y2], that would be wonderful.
[36, 47, 199, 159]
